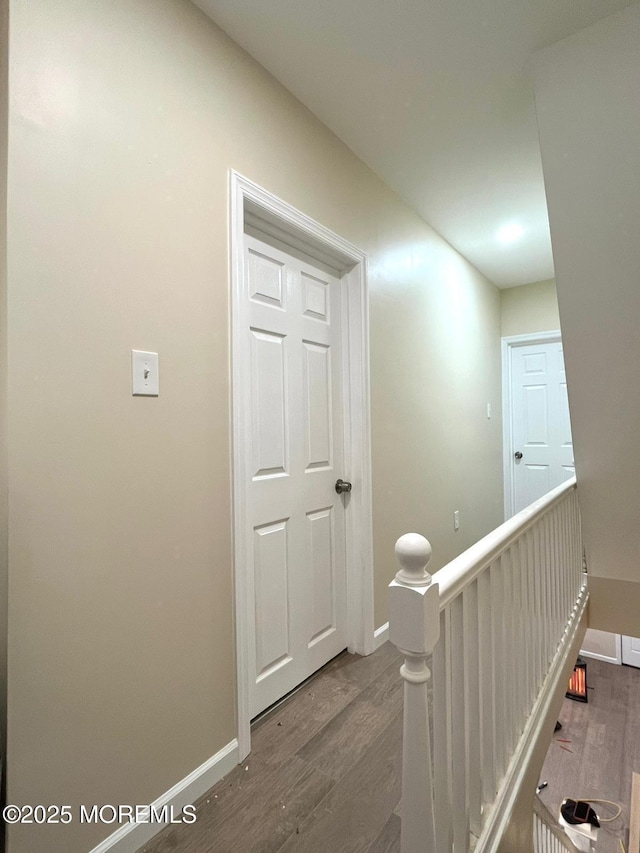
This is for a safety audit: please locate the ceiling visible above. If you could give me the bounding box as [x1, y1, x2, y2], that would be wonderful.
[194, 0, 635, 287]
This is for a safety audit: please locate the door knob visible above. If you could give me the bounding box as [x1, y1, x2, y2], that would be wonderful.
[514, 451, 523, 460]
[335, 479, 352, 494]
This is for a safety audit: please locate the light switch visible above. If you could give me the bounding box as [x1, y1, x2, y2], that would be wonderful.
[132, 350, 159, 396]
[453, 510, 460, 531]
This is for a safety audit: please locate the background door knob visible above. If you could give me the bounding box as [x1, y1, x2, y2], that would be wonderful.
[514, 451, 523, 460]
[335, 479, 352, 494]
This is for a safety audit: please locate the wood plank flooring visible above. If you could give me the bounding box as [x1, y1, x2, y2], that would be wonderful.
[539, 657, 640, 853]
[140, 642, 403, 853]
[140, 645, 640, 853]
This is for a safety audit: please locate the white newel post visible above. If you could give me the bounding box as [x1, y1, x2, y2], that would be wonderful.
[389, 533, 440, 853]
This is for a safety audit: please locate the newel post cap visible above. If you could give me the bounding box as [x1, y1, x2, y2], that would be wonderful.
[394, 533, 433, 586]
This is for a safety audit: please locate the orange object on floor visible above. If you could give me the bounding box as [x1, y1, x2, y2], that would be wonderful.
[567, 658, 588, 702]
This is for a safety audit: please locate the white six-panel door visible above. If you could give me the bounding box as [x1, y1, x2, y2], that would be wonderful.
[508, 339, 640, 669]
[244, 232, 347, 718]
[511, 340, 575, 514]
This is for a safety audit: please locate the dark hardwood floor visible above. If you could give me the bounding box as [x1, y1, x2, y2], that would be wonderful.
[140, 642, 403, 853]
[140, 644, 640, 853]
[539, 657, 640, 853]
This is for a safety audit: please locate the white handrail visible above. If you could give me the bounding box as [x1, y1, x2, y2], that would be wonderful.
[389, 477, 587, 853]
[437, 476, 577, 609]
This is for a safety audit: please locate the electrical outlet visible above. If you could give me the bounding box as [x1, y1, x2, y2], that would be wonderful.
[453, 510, 460, 531]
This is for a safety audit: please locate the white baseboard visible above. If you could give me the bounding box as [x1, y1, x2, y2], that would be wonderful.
[580, 629, 622, 665]
[87, 738, 239, 853]
[580, 649, 622, 665]
[373, 622, 389, 650]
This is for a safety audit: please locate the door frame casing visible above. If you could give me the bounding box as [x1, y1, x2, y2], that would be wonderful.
[622, 635, 640, 667]
[229, 171, 374, 759]
[501, 330, 562, 520]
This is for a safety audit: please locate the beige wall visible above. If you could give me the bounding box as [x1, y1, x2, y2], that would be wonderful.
[500, 279, 560, 338]
[6, 1, 503, 850]
[533, 5, 640, 636]
[0, 0, 7, 774]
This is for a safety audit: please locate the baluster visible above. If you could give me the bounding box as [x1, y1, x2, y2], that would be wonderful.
[535, 523, 544, 690]
[559, 504, 566, 632]
[547, 511, 557, 662]
[450, 593, 469, 851]
[577, 493, 585, 597]
[560, 503, 567, 630]
[546, 510, 555, 647]
[513, 542, 525, 732]
[526, 529, 536, 706]
[477, 569, 495, 808]
[557, 503, 563, 625]
[490, 558, 506, 784]
[518, 544, 528, 737]
[539, 520, 547, 679]
[559, 505, 567, 634]
[558, 505, 566, 636]
[526, 528, 536, 701]
[502, 548, 516, 754]
[561, 500, 569, 625]
[558, 501, 569, 624]
[556, 503, 564, 629]
[574, 492, 582, 599]
[433, 609, 453, 851]
[389, 534, 440, 853]
[531, 522, 545, 698]
[463, 582, 481, 838]
[542, 513, 552, 669]
[557, 506, 564, 637]
[568, 494, 575, 599]
[502, 541, 522, 740]
[564, 499, 572, 618]
[549, 507, 560, 661]
[516, 532, 534, 724]
[571, 492, 579, 600]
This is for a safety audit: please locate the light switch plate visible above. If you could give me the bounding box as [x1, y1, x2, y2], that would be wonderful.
[132, 350, 159, 396]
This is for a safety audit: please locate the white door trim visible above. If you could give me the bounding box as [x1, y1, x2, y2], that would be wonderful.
[622, 636, 640, 668]
[229, 171, 374, 760]
[501, 330, 562, 520]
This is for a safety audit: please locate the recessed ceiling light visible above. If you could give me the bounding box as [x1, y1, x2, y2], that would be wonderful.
[497, 223, 524, 244]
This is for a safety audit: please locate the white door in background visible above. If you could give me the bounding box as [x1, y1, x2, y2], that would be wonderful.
[244, 231, 348, 719]
[510, 340, 575, 514]
[622, 636, 640, 668]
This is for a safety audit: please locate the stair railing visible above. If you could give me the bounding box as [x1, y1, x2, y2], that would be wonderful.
[389, 476, 587, 853]
[533, 795, 581, 853]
